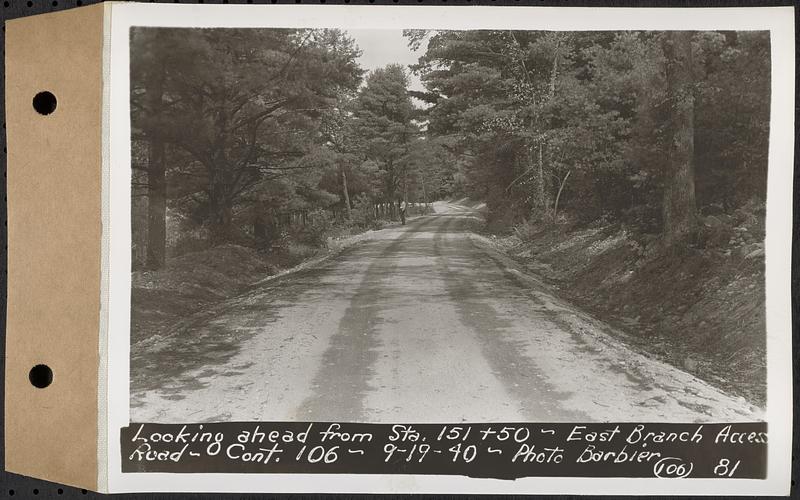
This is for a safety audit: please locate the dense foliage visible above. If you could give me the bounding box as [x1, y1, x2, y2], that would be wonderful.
[131, 28, 770, 270]
[407, 30, 770, 234]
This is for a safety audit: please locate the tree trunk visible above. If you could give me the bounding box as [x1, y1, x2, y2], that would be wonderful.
[662, 31, 697, 245]
[402, 167, 408, 204]
[341, 168, 352, 219]
[553, 170, 571, 222]
[537, 37, 561, 216]
[144, 59, 167, 270]
[549, 35, 561, 97]
[526, 134, 549, 215]
[209, 196, 233, 245]
[207, 93, 235, 245]
[208, 163, 234, 245]
[536, 143, 548, 211]
[145, 140, 167, 270]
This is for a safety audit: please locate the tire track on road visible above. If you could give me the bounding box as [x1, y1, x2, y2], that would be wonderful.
[295, 215, 439, 421]
[434, 214, 589, 421]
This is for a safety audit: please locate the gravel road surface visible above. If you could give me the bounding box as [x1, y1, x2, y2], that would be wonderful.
[130, 202, 759, 423]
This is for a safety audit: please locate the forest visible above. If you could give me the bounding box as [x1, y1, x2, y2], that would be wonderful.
[131, 28, 769, 268]
[131, 28, 770, 403]
[408, 30, 769, 237]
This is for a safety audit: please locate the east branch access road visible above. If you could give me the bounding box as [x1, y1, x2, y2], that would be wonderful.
[130, 202, 759, 423]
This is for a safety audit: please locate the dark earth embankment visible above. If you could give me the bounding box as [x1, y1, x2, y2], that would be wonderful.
[479, 206, 766, 407]
[130, 221, 407, 347]
[131, 244, 279, 346]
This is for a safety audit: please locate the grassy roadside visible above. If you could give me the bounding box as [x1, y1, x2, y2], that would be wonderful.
[472, 213, 766, 408]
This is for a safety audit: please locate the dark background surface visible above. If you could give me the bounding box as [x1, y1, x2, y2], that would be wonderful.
[0, 0, 796, 497]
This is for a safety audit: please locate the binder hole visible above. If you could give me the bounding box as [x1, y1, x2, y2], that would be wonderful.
[8, 490, 14, 496]
[29, 364, 53, 388]
[32, 91, 57, 115]
[57, 489, 64, 495]
[32, 489, 39, 495]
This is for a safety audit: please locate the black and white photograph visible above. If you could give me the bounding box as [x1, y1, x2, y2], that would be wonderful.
[127, 24, 773, 426]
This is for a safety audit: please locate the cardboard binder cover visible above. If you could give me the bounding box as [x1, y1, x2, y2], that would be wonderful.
[5, 4, 105, 491]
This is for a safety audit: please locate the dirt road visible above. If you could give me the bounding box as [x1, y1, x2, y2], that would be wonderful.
[130, 202, 759, 423]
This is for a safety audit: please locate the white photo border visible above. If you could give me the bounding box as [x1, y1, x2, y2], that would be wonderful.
[104, 3, 795, 494]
